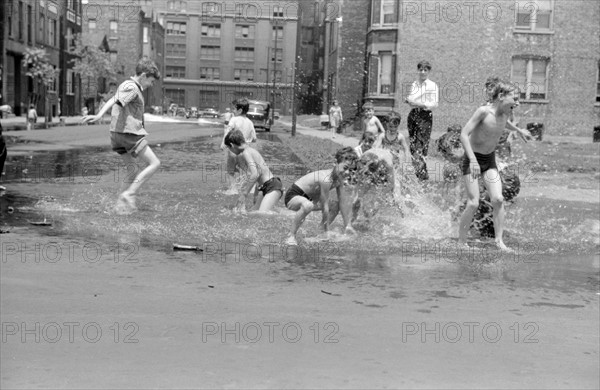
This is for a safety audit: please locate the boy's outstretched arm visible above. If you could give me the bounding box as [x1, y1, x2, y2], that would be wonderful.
[81, 96, 116, 124]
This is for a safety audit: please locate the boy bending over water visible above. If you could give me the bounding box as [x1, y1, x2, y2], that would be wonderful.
[458, 79, 531, 251]
[224, 129, 282, 213]
[284, 147, 358, 245]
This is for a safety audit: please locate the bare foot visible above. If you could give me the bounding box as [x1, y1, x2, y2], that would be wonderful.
[495, 240, 514, 253]
[285, 236, 298, 246]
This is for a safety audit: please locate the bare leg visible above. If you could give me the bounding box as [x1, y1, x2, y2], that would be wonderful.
[458, 174, 480, 244]
[257, 190, 282, 212]
[116, 146, 160, 214]
[224, 151, 238, 194]
[286, 197, 314, 245]
[483, 169, 511, 251]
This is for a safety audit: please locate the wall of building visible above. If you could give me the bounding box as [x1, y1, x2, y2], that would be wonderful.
[393, 0, 600, 136]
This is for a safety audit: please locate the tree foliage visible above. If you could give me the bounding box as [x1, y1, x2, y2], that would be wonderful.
[69, 34, 117, 99]
[22, 47, 59, 86]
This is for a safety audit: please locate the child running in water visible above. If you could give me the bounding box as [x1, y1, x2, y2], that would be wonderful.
[221, 98, 257, 194]
[224, 129, 282, 213]
[361, 102, 385, 148]
[81, 58, 161, 214]
[284, 147, 358, 245]
[458, 79, 531, 251]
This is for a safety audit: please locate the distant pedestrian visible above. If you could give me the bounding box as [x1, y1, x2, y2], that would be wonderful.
[329, 99, 343, 138]
[27, 104, 38, 131]
[81, 58, 161, 215]
[405, 60, 439, 181]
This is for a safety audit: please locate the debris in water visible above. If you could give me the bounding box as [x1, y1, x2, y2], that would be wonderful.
[173, 244, 203, 251]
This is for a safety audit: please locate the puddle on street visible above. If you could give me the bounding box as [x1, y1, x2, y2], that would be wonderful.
[1, 133, 598, 296]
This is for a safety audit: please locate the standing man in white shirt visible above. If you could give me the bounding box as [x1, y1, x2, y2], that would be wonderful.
[405, 60, 439, 181]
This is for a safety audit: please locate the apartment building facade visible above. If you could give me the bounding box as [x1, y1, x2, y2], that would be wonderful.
[153, 0, 298, 113]
[364, 0, 600, 136]
[2, 0, 83, 117]
[81, 0, 164, 113]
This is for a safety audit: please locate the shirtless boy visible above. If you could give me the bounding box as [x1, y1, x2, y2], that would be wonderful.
[284, 147, 358, 245]
[458, 80, 531, 251]
[224, 129, 282, 213]
[361, 102, 385, 148]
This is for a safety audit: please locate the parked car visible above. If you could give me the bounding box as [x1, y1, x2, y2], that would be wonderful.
[247, 100, 272, 132]
[198, 108, 220, 118]
[188, 107, 199, 118]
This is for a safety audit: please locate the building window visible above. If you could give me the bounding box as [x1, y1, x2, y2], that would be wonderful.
[235, 47, 254, 62]
[88, 18, 96, 29]
[201, 24, 221, 37]
[273, 5, 284, 18]
[234, 69, 254, 81]
[109, 20, 118, 36]
[200, 67, 220, 80]
[371, 0, 398, 26]
[270, 48, 282, 63]
[235, 25, 255, 39]
[515, 0, 553, 32]
[368, 52, 396, 95]
[511, 57, 549, 101]
[38, 13, 45, 43]
[166, 66, 186, 78]
[165, 89, 185, 106]
[27, 5, 33, 44]
[47, 66, 58, 92]
[48, 18, 57, 46]
[143, 27, 148, 43]
[200, 45, 221, 59]
[272, 26, 283, 40]
[66, 69, 75, 95]
[596, 61, 600, 103]
[167, 0, 187, 11]
[67, 0, 75, 10]
[166, 43, 186, 57]
[166, 21, 186, 35]
[18, 1, 24, 41]
[328, 21, 338, 53]
[199, 90, 219, 107]
[65, 27, 75, 49]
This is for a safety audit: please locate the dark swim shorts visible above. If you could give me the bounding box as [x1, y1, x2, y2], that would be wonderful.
[258, 177, 283, 196]
[110, 132, 148, 157]
[461, 151, 497, 175]
[284, 183, 312, 207]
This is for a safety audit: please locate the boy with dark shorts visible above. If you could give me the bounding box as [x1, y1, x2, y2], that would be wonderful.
[458, 79, 531, 251]
[284, 147, 358, 245]
[82, 58, 161, 214]
[224, 129, 282, 213]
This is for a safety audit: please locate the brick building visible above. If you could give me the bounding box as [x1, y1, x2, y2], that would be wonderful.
[81, 1, 164, 113]
[1, 0, 83, 117]
[151, 0, 298, 114]
[364, 0, 600, 136]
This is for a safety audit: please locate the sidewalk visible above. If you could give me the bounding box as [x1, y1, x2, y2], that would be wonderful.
[277, 118, 359, 148]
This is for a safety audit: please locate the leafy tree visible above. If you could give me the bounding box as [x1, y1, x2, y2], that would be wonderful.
[22, 47, 60, 128]
[69, 34, 117, 112]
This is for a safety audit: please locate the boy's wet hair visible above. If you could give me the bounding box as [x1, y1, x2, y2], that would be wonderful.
[224, 129, 246, 147]
[334, 146, 358, 164]
[489, 79, 516, 101]
[362, 101, 374, 110]
[136, 58, 161, 80]
[232, 98, 250, 115]
[350, 153, 389, 186]
[417, 60, 432, 71]
[388, 112, 402, 129]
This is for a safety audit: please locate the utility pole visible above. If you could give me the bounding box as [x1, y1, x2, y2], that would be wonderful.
[292, 4, 302, 137]
[271, 18, 279, 125]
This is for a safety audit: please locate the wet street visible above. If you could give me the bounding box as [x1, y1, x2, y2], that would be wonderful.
[1, 121, 599, 389]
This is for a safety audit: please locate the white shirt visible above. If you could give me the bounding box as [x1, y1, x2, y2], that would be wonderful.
[407, 78, 439, 111]
[225, 116, 257, 143]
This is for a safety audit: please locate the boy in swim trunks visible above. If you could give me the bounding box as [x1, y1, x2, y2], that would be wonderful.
[458, 79, 531, 251]
[81, 58, 161, 215]
[284, 147, 358, 245]
[224, 129, 282, 213]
